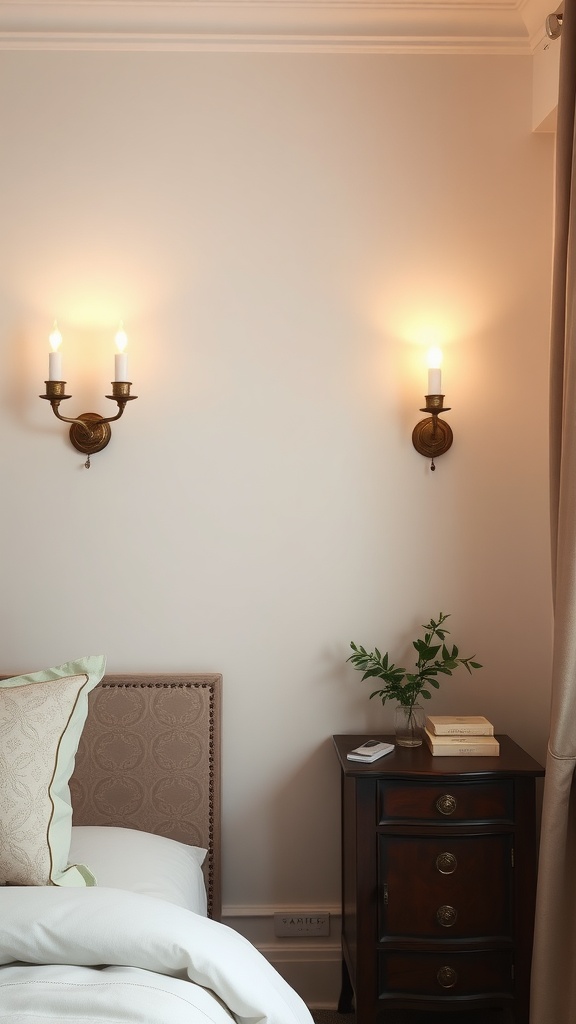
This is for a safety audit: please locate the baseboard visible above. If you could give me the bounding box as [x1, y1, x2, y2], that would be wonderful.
[222, 905, 342, 1008]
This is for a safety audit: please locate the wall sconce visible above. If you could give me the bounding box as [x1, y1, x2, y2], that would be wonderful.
[412, 347, 453, 471]
[40, 322, 137, 468]
[545, 3, 563, 38]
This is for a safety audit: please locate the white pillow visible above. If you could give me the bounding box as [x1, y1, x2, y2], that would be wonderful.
[69, 825, 208, 914]
[0, 655, 106, 887]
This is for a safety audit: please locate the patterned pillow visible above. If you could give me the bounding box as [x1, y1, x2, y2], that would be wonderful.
[0, 655, 106, 886]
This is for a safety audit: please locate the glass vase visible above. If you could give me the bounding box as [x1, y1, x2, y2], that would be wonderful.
[395, 704, 425, 747]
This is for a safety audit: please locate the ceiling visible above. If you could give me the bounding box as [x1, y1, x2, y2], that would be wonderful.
[0, 0, 558, 53]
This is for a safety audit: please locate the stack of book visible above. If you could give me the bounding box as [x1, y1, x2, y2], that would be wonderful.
[424, 715, 499, 756]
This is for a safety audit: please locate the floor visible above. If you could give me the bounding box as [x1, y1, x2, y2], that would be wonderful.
[311, 1010, 514, 1024]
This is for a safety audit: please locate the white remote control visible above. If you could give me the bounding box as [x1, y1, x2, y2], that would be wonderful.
[347, 739, 395, 762]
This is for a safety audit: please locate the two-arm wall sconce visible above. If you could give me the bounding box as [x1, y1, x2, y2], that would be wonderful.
[412, 347, 453, 471]
[40, 322, 137, 468]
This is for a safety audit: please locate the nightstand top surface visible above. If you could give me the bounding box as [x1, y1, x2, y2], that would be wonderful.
[333, 734, 544, 778]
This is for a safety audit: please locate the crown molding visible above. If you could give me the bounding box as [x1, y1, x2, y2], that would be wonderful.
[0, 0, 553, 52]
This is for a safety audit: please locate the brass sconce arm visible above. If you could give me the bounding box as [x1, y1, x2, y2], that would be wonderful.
[40, 380, 137, 467]
[412, 394, 453, 471]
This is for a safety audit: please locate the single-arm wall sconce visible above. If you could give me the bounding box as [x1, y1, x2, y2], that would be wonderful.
[40, 322, 137, 468]
[412, 347, 453, 471]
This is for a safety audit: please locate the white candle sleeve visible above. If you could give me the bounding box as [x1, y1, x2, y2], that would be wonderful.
[427, 368, 441, 394]
[49, 351, 62, 381]
[115, 353, 128, 382]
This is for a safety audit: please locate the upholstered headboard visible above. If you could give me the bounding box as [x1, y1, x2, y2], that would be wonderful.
[69, 674, 222, 919]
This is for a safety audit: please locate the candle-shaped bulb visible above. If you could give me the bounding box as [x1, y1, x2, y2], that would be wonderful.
[48, 322, 63, 381]
[115, 322, 128, 353]
[49, 322, 62, 352]
[114, 322, 128, 381]
[426, 346, 442, 395]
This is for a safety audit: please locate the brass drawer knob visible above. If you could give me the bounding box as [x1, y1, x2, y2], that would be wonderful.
[436, 851, 458, 874]
[436, 904, 458, 927]
[436, 793, 457, 816]
[437, 965, 458, 989]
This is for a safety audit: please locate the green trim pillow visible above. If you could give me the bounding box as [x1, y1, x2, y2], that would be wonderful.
[0, 655, 106, 886]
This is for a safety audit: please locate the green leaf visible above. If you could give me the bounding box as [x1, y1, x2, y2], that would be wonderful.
[346, 615, 481, 714]
[416, 642, 441, 661]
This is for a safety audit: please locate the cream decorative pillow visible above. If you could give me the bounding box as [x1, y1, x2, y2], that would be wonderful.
[0, 655, 106, 886]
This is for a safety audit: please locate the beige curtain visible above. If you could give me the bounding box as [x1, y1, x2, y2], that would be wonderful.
[530, 2, 576, 1020]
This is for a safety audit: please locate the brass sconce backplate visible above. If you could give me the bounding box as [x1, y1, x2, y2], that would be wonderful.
[412, 395, 453, 470]
[412, 416, 453, 460]
[69, 413, 112, 455]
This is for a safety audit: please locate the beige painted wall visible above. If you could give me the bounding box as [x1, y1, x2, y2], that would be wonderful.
[533, 32, 560, 131]
[0, 49, 554, 996]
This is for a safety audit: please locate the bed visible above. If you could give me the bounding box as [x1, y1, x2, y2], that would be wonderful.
[0, 659, 312, 1024]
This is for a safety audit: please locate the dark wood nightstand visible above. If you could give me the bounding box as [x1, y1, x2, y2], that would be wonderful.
[333, 734, 544, 1023]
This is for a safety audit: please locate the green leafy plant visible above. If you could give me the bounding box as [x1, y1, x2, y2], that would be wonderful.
[348, 612, 482, 711]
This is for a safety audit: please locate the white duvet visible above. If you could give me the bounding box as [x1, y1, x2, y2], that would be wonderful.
[0, 887, 313, 1024]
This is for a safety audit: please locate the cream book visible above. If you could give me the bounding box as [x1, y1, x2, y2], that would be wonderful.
[425, 715, 494, 736]
[424, 728, 500, 757]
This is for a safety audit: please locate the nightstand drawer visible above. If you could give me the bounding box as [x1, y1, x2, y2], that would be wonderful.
[378, 779, 513, 824]
[378, 833, 513, 939]
[378, 949, 514, 1000]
